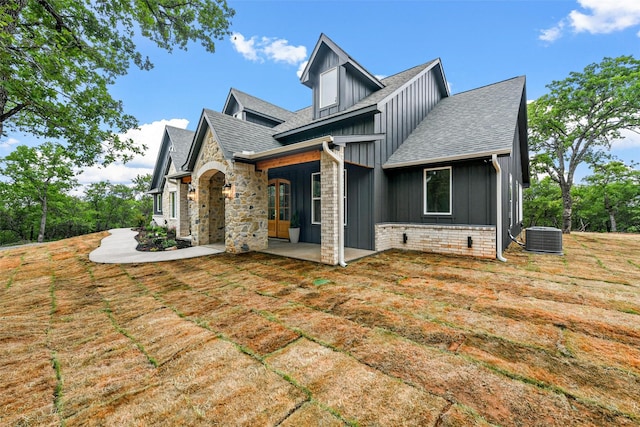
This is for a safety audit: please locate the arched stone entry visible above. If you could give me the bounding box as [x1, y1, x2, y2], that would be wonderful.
[193, 168, 225, 245]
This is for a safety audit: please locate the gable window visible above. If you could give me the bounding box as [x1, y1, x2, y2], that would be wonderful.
[423, 167, 452, 215]
[319, 67, 338, 109]
[169, 191, 177, 218]
[311, 171, 347, 225]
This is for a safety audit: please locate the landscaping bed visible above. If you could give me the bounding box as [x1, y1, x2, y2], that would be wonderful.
[134, 226, 191, 252]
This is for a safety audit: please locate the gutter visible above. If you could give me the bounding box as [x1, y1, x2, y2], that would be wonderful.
[491, 154, 507, 262]
[322, 139, 347, 268]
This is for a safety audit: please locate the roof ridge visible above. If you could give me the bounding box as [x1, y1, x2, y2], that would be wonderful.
[450, 75, 525, 97]
[204, 108, 278, 134]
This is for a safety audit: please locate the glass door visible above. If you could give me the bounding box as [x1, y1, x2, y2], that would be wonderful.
[267, 179, 291, 239]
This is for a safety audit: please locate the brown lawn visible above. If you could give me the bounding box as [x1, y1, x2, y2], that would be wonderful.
[1, 232, 639, 426]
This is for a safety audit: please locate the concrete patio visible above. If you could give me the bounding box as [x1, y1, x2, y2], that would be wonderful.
[260, 239, 377, 264]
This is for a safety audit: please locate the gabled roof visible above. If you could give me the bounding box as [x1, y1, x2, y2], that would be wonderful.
[384, 76, 526, 169]
[165, 126, 194, 171]
[299, 33, 384, 90]
[223, 88, 295, 123]
[274, 60, 442, 137]
[183, 109, 282, 170]
[149, 125, 195, 192]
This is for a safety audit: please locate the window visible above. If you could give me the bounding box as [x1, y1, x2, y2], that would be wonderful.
[154, 194, 162, 214]
[509, 174, 513, 227]
[169, 191, 177, 218]
[517, 181, 523, 224]
[319, 67, 338, 109]
[311, 171, 347, 225]
[311, 173, 322, 224]
[423, 167, 451, 215]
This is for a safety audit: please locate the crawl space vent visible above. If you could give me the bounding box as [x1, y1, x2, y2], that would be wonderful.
[525, 227, 563, 254]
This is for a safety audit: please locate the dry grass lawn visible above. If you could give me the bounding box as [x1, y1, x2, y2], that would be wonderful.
[1, 232, 639, 426]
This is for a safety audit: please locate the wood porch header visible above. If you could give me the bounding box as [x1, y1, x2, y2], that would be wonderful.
[256, 150, 321, 171]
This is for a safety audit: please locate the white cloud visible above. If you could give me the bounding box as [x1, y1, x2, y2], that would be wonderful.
[230, 33, 259, 62]
[76, 118, 189, 186]
[262, 37, 307, 65]
[539, 21, 566, 43]
[296, 60, 308, 78]
[612, 128, 640, 149]
[232, 32, 308, 77]
[0, 137, 20, 149]
[539, 0, 640, 42]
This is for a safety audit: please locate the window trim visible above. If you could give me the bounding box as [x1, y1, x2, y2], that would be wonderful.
[319, 67, 338, 109]
[169, 191, 177, 219]
[311, 171, 347, 225]
[423, 166, 452, 216]
[311, 172, 321, 225]
[154, 193, 163, 214]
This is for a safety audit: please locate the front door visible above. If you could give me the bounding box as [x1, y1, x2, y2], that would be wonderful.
[268, 179, 291, 239]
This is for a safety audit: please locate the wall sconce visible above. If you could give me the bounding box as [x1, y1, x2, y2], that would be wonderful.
[187, 187, 196, 201]
[222, 183, 234, 199]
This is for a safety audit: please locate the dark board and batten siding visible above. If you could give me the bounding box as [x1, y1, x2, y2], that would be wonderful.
[268, 162, 374, 250]
[374, 67, 446, 224]
[386, 159, 496, 226]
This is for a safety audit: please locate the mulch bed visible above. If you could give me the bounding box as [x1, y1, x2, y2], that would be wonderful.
[133, 227, 191, 252]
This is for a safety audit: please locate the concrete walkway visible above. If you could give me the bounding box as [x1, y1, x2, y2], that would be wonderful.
[89, 228, 224, 264]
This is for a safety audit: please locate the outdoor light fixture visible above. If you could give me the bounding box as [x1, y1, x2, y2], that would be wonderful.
[222, 183, 234, 199]
[187, 187, 196, 201]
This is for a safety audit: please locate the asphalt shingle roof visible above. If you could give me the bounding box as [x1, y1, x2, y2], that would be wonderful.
[230, 89, 295, 123]
[165, 126, 194, 171]
[272, 61, 438, 135]
[384, 76, 525, 168]
[204, 109, 281, 158]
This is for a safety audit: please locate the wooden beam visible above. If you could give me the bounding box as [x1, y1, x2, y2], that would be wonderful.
[181, 176, 192, 184]
[256, 150, 321, 171]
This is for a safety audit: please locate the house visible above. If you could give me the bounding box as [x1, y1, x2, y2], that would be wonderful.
[149, 33, 530, 265]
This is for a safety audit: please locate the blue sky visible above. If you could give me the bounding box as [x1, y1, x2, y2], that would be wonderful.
[2, 0, 640, 185]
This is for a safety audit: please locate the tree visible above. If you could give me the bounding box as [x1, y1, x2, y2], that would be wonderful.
[0, 142, 77, 242]
[523, 176, 563, 229]
[528, 56, 640, 233]
[0, 0, 234, 165]
[582, 161, 640, 232]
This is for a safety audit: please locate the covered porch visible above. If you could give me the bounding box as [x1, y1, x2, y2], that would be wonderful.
[260, 239, 376, 264]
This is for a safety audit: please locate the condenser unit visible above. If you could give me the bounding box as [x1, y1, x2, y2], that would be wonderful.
[525, 227, 563, 255]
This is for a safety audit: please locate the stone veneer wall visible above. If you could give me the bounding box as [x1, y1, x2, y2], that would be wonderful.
[190, 128, 268, 252]
[160, 163, 179, 230]
[320, 149, 340, 265]
[375, 223, 496, 259]
[191, 129, 229, 246]
[178, 181, 189, 237]
[224, 162, 268, 253]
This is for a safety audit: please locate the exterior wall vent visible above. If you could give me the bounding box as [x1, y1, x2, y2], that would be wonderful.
[525, 227, 563, 255]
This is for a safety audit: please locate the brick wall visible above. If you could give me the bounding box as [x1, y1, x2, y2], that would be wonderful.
[375, 223, 496, 259]
[320, 149, 339, 265]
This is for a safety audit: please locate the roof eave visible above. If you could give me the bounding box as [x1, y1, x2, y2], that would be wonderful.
[274, 105, 379, 139]
[383, 148, 512, 170]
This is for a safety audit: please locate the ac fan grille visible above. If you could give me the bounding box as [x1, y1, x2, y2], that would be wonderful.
[525, 227, 563, 254]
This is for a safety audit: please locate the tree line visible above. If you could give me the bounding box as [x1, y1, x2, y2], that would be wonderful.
[0, 143, 152, 245]
[524, 161, 640, 233]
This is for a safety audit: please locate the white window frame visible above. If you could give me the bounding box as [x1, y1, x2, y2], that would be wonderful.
[319, 67, 338, 109]
[311, 171, 347, 225]
[517, 181, 523, 224]
[423, 166, 452, 216]
[154, 193, 163, 214]
[169, 191, 177, 219]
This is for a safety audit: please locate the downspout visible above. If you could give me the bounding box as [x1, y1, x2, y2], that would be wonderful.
[491, 154, 507, 262]
[322, 140, 347, 267]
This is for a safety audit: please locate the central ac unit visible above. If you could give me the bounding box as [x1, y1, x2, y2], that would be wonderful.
[525, 227, 563, 254]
